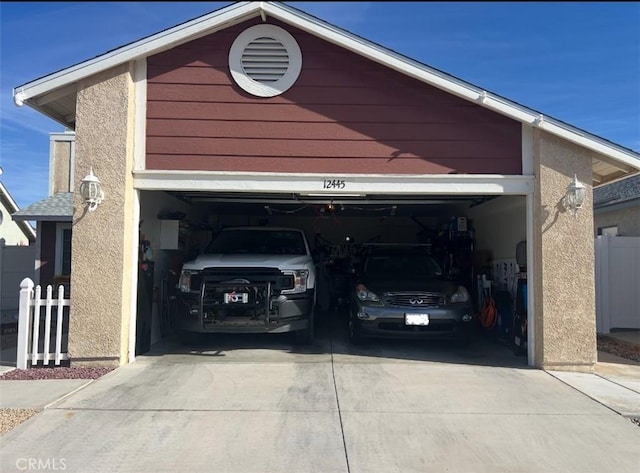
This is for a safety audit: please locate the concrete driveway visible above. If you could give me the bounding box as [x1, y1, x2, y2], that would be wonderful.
[1, 315, 639, 473]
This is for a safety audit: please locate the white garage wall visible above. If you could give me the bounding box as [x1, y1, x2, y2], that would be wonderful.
[466, 196, 526, 260]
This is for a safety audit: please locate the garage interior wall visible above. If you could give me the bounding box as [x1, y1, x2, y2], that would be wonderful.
[467, 196, 526, 261]
[139, 191, 204, 346]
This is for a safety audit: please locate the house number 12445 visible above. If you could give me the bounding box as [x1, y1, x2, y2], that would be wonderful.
[323, 179, 346, 189]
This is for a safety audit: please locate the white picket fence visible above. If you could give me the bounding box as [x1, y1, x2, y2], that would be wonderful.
[17, 278, 70, 369]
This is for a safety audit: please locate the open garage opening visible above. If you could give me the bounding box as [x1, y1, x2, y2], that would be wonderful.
[134, 189, 529, 366]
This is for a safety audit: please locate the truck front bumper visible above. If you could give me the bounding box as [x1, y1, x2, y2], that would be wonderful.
[176, 289, 313, 334]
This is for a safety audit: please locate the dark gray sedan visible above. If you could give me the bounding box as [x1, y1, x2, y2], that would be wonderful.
[348, 245, 474, 343]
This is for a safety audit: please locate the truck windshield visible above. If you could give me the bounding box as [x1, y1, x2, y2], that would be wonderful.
[205, 230, 307, 255]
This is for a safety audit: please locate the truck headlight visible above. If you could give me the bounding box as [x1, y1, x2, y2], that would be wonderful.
[450, 286, 470, 303]
[293, 269, 309, 293]
[178, 270, 199, 292]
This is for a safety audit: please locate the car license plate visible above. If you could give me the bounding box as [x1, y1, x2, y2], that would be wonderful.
[224, 292, 249, 304]
[405, 313, 429, 326]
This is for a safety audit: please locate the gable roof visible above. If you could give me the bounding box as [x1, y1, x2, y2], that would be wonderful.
[12, 1, 640, 186]
[0, 181, 37, 242]
[11, 192, 74, 222]
[593, 174, 640, 209]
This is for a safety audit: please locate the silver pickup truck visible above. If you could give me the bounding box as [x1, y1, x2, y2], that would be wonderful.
[176, 227, 316, 344]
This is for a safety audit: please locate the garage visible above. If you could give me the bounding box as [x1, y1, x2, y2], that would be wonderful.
[133, 178, 531, 366]
[128, 6, 535, 363]
[14, 1, 638, 371]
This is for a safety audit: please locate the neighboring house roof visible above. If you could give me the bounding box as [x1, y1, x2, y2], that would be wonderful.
[593, 173, 640, 210]
[12, 192, 73, 222]
[0, 181, 36, 242]
[12, 1, 640, 186]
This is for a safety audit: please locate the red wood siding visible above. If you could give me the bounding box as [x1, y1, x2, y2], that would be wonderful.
[146, 18, 522, 175]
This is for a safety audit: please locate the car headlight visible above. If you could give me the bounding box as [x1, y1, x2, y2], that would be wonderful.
[450, 286, 470, 303]
[356, 284, 379, 302]
[178, 270, 199, 292]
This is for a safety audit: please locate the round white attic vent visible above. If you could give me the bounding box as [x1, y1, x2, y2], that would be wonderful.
[229, 24, 302, 97]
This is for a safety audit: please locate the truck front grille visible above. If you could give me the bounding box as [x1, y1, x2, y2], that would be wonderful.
[192, 267, 293, 292]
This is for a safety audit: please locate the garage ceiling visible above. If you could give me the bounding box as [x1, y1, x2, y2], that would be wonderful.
[167, 191, 496, 218]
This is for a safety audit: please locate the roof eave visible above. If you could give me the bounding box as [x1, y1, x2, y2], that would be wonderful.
[0, 182, 20, 214]
[594, 197, 640, 213]
[13, 1, 260, 104]
[12, 214, 73, 223]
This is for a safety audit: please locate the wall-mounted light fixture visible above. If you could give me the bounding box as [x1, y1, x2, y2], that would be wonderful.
[562, 174, 586, 218]
[79, 168, 105, 212]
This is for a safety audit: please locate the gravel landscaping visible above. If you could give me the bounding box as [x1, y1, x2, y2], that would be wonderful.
[0, 366, 113, 435]
[0, 408, 41, 436]
[0, 366, 114, 380]
[597, 335, 640, 362]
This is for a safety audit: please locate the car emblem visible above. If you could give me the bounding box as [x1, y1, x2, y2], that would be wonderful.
[410, 299, 424, 305]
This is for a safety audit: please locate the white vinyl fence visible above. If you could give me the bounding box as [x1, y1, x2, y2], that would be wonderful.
[595, 235, 640, 334]
[17, 278, 70, 369]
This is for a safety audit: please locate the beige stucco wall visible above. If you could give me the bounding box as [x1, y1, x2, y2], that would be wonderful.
[532, 130, 596, 371]
[68, 63, 136, 367]
[51, 140, 72, 194]
[594, 205, 640, 237]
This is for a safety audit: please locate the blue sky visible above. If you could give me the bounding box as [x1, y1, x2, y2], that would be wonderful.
[1, 1, 638, 209]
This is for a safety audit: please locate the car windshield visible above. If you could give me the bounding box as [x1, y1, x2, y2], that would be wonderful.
[364, 252, 442, 279]
[205, 229, 307, 255]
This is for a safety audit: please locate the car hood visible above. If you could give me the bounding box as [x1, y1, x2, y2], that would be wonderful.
[363, 277, 458, 295]
[184, 253, 312, 271]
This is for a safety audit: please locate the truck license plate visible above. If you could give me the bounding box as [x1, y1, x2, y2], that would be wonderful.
[405, 313, 429, 326]
[224, 292, 249, 304]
